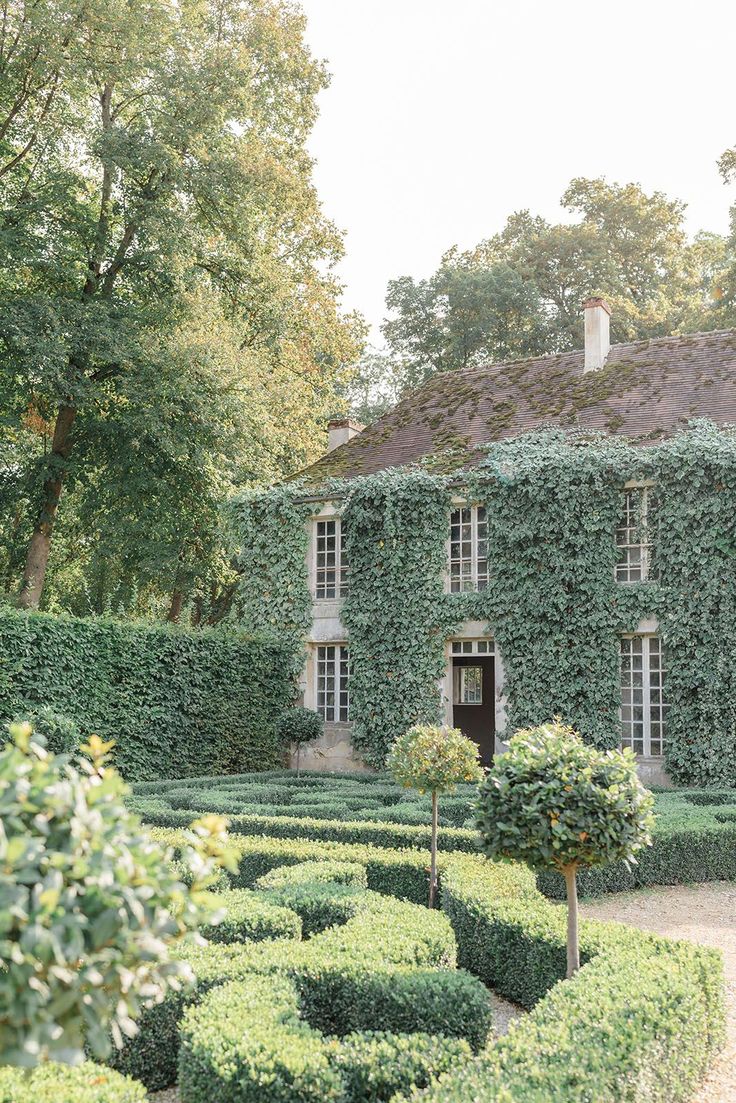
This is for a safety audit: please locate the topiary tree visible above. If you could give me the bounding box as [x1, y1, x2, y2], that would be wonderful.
[475, 719, 654, 977]
[387, 724, 484, 907]
[0, 722, 235, 1067]
[277, 706, 324, 777]
[11, 706, 80, 756]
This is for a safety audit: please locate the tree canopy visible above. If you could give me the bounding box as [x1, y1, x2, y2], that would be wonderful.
[0, 0, 362, 616]
[381, 177, 732, 394]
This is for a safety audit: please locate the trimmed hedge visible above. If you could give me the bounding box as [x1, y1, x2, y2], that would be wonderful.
[0, 608, 292, 780]
[0, 1062, 146, 1102]
[255, 859, 368, 890]
[133, 801, 480, 852]
[113, 868, 483, 1092]
[330, 1031, 472, 1103]
[199, 889, 302, 944]
[149, 828, 434, 904]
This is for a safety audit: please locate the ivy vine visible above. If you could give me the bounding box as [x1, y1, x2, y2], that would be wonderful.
[231, 422, 736, 785]
[341, 470, 460, 768]
[227, 484, 313, 679]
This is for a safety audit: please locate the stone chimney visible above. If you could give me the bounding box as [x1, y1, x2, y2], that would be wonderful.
[583, 297, 611, 373]
[327, 418, 364, 452]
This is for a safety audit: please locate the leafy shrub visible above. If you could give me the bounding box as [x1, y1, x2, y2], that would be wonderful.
[0, 724, 232, 1066]
[0, 1062, 146, 1102]
[0, 607, 292, 779]
[199, 888, 302, 943]
[476, 721, 654, 975]
[329, 1031, 472, 1103]
[277, 706, 324, 775]
[11, 704, 80, 755]
[387, 724, 483, 905]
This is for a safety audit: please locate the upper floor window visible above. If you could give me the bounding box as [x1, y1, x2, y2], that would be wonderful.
[449, 506, 488, 592]
[315, 518, 348, 599]
[615, 486, 657, 583]
[619, 635, 667, 756]
[316, 643, 350, 722]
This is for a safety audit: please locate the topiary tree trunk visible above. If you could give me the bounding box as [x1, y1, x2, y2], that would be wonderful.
[562, 863, 580, 977]
[429, 791, 439, 908]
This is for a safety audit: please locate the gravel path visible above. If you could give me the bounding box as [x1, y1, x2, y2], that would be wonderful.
[582, 881, 736, 1103]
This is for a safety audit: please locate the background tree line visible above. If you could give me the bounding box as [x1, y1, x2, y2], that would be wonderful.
[346, 174, 736, 421]
[0, 0, 363, 622]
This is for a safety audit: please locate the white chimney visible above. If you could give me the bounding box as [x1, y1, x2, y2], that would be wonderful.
[583, 297, 611, 373]
[327, 418, 364, 452]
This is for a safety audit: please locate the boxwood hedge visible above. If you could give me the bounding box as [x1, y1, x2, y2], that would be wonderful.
[0, 1062, 146, 1102]
[127, 829, 725, 1102]
[0, 609, 292, 780]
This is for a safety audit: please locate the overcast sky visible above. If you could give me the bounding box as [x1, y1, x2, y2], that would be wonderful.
[300, 0, 736, 342]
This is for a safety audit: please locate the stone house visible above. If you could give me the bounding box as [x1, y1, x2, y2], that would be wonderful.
[268, 299, 736, 783]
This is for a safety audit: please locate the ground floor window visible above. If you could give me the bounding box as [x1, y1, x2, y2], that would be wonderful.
[316, 644, 350, 722]
[619, 635, 667, 756]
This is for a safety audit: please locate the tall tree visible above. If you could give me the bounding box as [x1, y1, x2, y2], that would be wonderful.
[382, 178, 728, 393]
[0, 0, 360, 610]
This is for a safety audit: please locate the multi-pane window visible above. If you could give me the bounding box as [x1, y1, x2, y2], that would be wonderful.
[615, 487, 657, 582]
[316, 644, 350, 722]
[315, 519, 348, 599]
[450, 640, 494, 656]
[456, 666, 483, 704]
[620, 636, 667, 756]
[449, 506, 489, 592]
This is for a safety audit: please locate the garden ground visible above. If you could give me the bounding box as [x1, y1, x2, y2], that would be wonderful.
[583, 882, 736, 1103]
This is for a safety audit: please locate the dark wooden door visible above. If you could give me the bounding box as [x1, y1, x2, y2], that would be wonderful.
[452, 656, 495, 766]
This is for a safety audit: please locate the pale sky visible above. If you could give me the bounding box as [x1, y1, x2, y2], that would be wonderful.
[301, 0, 736, 341]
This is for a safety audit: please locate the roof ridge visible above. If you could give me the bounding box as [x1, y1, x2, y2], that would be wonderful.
[439, 326, 736, 383]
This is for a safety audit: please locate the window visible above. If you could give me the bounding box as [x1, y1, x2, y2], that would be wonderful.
[315, 518, 348, 599]
[316, 644, 350, 722]
[449, 506, 488, 592]
[620, 636, 667, 756]
[615, 487, 657, 582]
[450, 639, 494, 655]
[455, 666, 483, 704]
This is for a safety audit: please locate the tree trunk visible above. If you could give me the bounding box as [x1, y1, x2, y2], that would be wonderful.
[429, 791, 439, 908]
[18, 404, 77, 609]
[296, 743, 301, 778]
[167, 590, 184, 622]
[563, 864, 580, 977]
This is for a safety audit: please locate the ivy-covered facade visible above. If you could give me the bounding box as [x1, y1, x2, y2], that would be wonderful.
[232, 310, 736, 787]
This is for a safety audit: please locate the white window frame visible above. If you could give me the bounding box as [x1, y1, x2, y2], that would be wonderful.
[619, 635, 667, 757]
[450, 639, 494, 655]
[314, 517, 348, 599]
[449, 504, 489, 592]
[316, 643, 350, 722]
[615, 484, 657, 583]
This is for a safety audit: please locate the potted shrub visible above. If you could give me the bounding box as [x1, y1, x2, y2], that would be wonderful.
[475, 719, 654, 976]
[277, 706, 324, 777]
[387, 724, 484, 907]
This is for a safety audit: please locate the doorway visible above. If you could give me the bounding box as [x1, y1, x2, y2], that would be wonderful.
[451, 654, 495, 766]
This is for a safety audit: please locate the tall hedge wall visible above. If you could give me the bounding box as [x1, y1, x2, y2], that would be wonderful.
[0, 609, 293, 780]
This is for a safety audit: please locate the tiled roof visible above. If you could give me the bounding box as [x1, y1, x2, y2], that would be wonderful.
[301, 329, 736, 486]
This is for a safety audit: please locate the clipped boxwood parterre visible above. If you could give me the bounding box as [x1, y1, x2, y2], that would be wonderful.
[127, 829, 725, 1103]
[134, 770, 736, 899]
